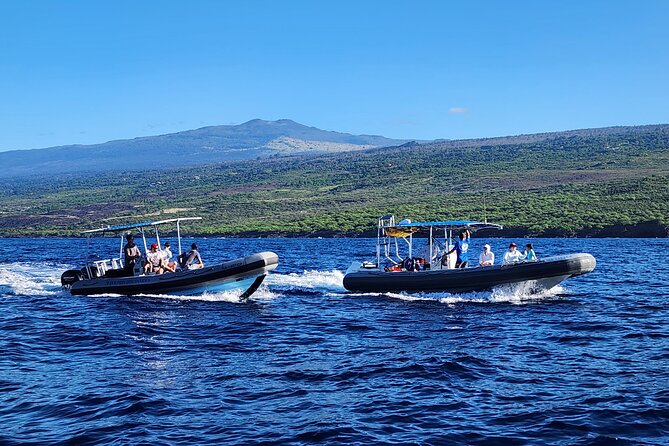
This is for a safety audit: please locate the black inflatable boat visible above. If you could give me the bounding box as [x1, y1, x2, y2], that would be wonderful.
[63, 251, 279, 297]
[61, 217, 278, 298]
[343, 253, 596, 294]
[342, 215, 596, 294]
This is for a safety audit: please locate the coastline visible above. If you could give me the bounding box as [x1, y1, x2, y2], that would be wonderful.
[0, 220, 667, 239]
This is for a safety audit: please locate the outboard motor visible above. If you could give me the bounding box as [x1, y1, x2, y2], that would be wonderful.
[61, 270, 82, 288]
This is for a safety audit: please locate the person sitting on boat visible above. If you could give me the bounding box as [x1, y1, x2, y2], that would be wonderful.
[160, 242, 177, 272]
[479, 244, 495, 267]
[443, 229, 471, 268]
[179, 243, 204, 269]
[123, 234, 142, 273]
[524, 243, 538, 262]
[421, 240, 441, 267]
[503, 242, 524, 264]
[144, 243, 165, 274]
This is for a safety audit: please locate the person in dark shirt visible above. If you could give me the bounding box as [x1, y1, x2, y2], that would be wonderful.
[123, 234, 142, 273]
[179, 243, 204, 269]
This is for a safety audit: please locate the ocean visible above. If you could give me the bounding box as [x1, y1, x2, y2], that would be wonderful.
[1, 237, 668, 445]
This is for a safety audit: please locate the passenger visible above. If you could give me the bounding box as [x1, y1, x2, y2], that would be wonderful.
[123, 234, 142, 273]
[478, 244, 495, 267]
[431, 241, 442, 265]
[161, 242, 177, 272]
[144, 243, 165, 274]
[503, 242, 524, 264]
[524, 243, 538, 262]
[179, 243, 204, 269]
[444, 229, 471, 268]
[421, 240, 441, 267]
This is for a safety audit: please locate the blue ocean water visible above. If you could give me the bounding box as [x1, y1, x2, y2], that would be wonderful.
[0, 237, 668, 445]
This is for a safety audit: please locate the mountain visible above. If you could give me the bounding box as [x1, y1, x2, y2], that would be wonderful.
[0, 119, 407, 178]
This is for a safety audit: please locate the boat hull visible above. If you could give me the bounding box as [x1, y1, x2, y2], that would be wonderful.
[69, 252, 279, 297]
[343, 253, 596, 294]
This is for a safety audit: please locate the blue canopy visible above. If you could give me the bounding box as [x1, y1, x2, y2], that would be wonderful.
[81, 217, 202, 234]
[393, 220, 502, 230]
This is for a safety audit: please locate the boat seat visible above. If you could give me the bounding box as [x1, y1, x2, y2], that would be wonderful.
[93, 260, 108, 276]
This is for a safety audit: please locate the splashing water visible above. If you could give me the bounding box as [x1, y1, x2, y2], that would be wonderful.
[0, 262, 66, 297]
[342, 284, 567, 305]
[153, 284, 280, 303]
[266, 269, 345, 291]
[0, 261, 565, 306]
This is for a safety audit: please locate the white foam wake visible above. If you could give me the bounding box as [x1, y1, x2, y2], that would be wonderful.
[152, 284, 280, 303]
[366, 284, 568, 305]
[266, 269, 345, 291]
[0, 262, 67, 297]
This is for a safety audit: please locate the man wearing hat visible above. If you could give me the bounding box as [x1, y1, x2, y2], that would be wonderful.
[503, 242, 524, 264]
[479, 244, 495, 267]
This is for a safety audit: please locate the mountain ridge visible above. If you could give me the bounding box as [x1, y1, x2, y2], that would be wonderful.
[0, 119, 408, 178]
[5, 119, 666, 180]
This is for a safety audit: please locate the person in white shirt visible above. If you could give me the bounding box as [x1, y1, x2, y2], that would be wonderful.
[421, 240, 442, 267]
[503, 242, 525, 264]
[144, 243, 165, 274]
[161, 242, 177, 272]
[479, 244, 495, 267]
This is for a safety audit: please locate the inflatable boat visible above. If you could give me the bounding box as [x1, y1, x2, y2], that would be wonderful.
[342, 215, 596, 294]
[61, 217, 278, 298]
[344, 253, 596, 294]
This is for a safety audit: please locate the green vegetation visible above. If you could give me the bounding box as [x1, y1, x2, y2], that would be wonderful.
[1, 125, 668, 237]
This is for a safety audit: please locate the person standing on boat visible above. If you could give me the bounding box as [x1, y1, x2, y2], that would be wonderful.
[179, 243, 204, 269]
[479, 244, 495, 267]
[444, 229, 471, 268]
[123, 234, 142, 273]
[503, 242, 524, 264]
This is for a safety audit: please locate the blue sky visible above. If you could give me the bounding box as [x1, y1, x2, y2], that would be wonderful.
[0, 0, 667, 151]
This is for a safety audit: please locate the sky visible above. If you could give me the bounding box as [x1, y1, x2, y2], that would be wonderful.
[0, 0, 668, 151]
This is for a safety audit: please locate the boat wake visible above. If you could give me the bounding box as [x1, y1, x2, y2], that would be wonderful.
[266, 269, 345, 291]
[348, 284, 569, 305]
[264, 269, 568, 305]
[150, 285, 279, 303]
[0, 262, 568, 305]
[0, 262, 67, 297]
[0, 262, 280, 303]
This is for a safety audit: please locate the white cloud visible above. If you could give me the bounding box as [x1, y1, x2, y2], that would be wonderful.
[448, 107, 469, 114]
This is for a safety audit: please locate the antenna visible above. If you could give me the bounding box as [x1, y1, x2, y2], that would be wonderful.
[483, 193, 487, 223]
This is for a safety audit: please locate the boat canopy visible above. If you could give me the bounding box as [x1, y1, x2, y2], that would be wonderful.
[81, 217, 202, 235]
[392, 220, 503, 231]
